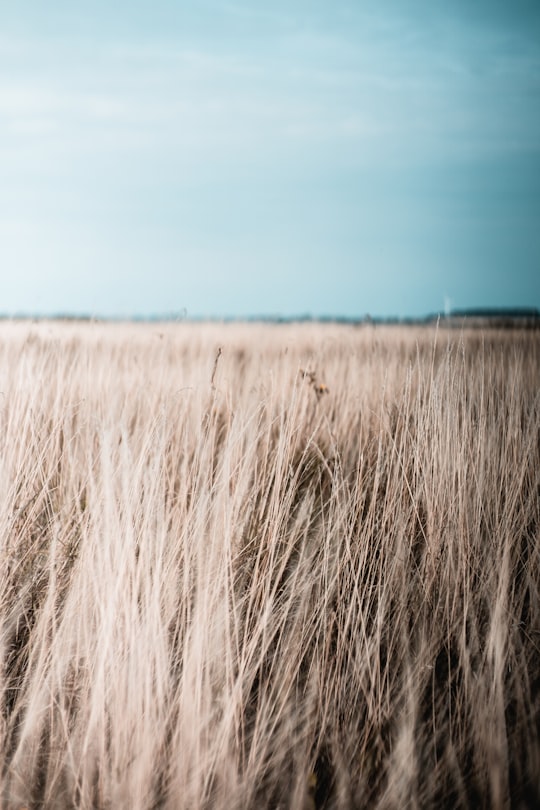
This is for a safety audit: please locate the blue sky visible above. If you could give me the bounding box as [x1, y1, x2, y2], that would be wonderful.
[1, 0, 539, 318]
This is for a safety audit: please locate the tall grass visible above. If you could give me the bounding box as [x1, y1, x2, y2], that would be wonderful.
[0, 321, 538, 809]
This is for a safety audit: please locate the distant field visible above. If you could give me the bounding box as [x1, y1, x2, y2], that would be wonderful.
[0, 321, 538, 809]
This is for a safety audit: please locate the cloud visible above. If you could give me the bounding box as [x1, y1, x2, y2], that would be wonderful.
[2, 9, 539, 178]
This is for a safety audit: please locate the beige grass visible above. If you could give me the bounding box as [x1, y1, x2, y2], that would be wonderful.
[0, 321, 538, 809]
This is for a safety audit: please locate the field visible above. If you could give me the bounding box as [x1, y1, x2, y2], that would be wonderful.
[0, 321, 538, 809]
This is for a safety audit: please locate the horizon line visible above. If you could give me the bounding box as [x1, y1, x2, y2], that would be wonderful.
[1, 307, 539, 326]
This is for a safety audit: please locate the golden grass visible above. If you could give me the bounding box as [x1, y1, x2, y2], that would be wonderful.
[0, 321, 538, 809]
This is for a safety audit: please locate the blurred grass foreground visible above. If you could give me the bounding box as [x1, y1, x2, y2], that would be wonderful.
[0, 321, 538, 809]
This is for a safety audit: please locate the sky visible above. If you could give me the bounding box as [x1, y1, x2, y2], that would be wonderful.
[1, 0, 539, 319]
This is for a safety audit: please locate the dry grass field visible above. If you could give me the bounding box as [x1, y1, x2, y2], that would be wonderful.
[0, 321, 538, 809]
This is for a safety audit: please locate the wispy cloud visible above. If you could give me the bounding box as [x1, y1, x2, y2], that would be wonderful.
[2, 12, 539, 173]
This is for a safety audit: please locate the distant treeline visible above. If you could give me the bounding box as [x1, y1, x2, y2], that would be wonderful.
[1, 307, 539, 327]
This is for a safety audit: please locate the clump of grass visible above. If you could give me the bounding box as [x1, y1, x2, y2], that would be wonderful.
[0, 320, 538, 809]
